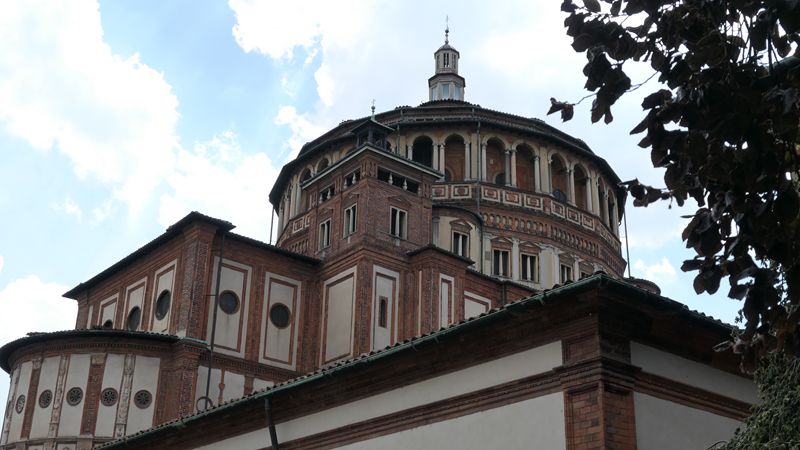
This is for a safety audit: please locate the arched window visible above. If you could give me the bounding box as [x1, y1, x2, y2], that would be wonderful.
[516, 144, 536, 192]
[317, 158, 329, 173]
[573, 165, 588, 210]
[486, 138, 505, 184]
[550, 155, 568, 201]
[444, 135, 465, 182]
[412, 136, 434, 168]
[494, 172, 506, 185]
[300, 169, 312, 211]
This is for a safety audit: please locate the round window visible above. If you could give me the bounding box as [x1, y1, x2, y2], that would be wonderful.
[269, 303, 291, 328]
[38, 389, 53, 408]
[100, 387, 118, 407]
[66, 387, 83, 406]
[14, 395, 25, 414]
[133, 390, 152, 409]
[127, 306, 141, 331]
[155, 290, 171, 320]
[218, 291, 239, 315]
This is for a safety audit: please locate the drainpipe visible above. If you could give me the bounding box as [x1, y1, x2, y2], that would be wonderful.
[475, 117, 484, 273]
[204, 232, 226, 408]
[265, 397, 280, 449]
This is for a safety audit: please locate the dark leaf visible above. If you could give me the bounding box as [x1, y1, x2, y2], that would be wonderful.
[583, 0, 601, 13]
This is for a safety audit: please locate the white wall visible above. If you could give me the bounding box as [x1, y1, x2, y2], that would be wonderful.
[322, 267, 357, 365]
[635, 392, 742, 450]
[208, 258, 252, 358]
[95, 354, 125, 438]
[58, 354, 90, 437]
[30, 356, 60, 439]
[126, 356, 159, 435]
[5, 361, 31, 443]
[194, 341, 562, 450]
[260, 272, 302, 370]
[340, 393, 565, 450]
[630, 342, 756, 404]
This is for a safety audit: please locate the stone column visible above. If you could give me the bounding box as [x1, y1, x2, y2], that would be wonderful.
[503, 149, 511, 186]
[480, 143, 487, 181]
[407, 144, 413, 161]
[439, 144, 446, 179]
[465, 142, 472, 181]
[510, 148, 518, 187]
[611, 199, 620, 236]
[585, 178, 593, 213]
[534, 154, 542, 192]
[511, 238, 520, 280]
[567, 167, 575, 205]
[592, 176, 601, 214]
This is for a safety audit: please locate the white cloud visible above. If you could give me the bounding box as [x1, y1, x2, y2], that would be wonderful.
[633, 257, 677, 285]
[158, 131, 279, 240]
[274, 106, 328, 160]
[0, 255, 4, 274]
[55, 196, 83, 222]
[0, 0, 179, 218]
[0, 275, 76, 413]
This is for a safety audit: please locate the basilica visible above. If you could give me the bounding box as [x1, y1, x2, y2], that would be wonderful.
[1, 33, 754, 450]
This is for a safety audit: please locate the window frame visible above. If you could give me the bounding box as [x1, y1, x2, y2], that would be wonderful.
[389, 207, 407, 239]
[319, 219, 331, 249]
[520, 253, 539, 282]
[452, 231, 469, 257]
[343, 204, 357, 237]
[560, 264, 573, 284]
[492, 249, 510, 277]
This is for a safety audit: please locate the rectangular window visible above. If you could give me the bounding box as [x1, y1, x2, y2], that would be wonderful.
[452, 231, 469, 257]
[343, 204, 357, 236]
[560, 264, 573, 284]
[390, 207, 407, 239]
[521, 254, 538, 282]
[493, 250, 509, 277]
[319, 220, 331, 249]
[442, 83, 450, 99]
[378, 296, 388, 328]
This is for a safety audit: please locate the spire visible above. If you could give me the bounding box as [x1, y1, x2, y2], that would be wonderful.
[429, 21, 464, 102]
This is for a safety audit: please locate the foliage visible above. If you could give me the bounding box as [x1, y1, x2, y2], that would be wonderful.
[551, 0, 800, 370]
[717, 352, 800, 449]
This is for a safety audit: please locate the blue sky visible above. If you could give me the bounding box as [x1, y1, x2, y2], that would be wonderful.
[0, 0, 743, 409]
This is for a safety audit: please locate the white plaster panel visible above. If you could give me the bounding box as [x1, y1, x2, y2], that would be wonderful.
[7, 361, 32, 443]
[150, 261, 176, 333]
[208, 258, 251, 357]
[221, 372, 245, 403]
[126, 355, 159, 435]
[463, 291, 491, 320]
[124, 279, 147, 331]
[195, 366, 220, 412]
[194, 342, 563, 450]
[371, 266, 398, 351]
[261, 272, 301, 370]
[339, 393, 566, 450]
[99, 295, 118, 328]
[252, 378, 275, 393]
[630, 342, 757, 404]
[634, 392, 742, 450]
[95, 354, 125, 438]
[26, 445, 44, 450]
[30, 356, 61, 439]
[322, 267, 357, 365]
[58, 354, 91, 437]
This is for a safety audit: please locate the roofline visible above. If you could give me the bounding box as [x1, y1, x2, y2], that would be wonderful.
[63, 212, 235, 299]
[98, 274, 734, 448]
[269, 103, 627, 209]
[0, 330, 181, 373]
[63, 213, 318, 300]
